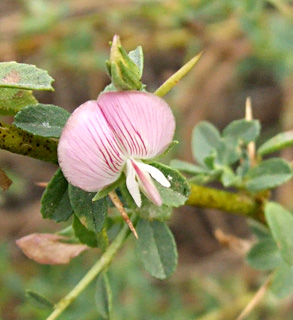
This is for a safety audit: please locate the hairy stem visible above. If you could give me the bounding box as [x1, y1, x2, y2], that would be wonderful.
[186, 184, 265, 222]
[0, 122, 57, 164]
[46, 223, 130, 320]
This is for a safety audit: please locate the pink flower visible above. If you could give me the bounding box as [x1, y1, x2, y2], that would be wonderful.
[58, 91, 175, 207]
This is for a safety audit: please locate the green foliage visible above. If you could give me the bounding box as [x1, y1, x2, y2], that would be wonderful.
[0, 88, 37, 116]
[136, 219, 178, 279]
[95, 273, 112, 319]
[151, 162, 190, 207]
[137, 196, 173, 221]
[175, 116, 293, 195]
[0, 62, 54, 90]
[41, 169, 73, 222]
[192, 121, 221, 167]
[170, 159, 209, 174]
[265, 202, 293, 266]
[244, 159, 292, 192]
[222, 119, 260, 144]
[271, 264, 293, 299]
[68, 185, 107, 233]
[14, 104, 70, 138]
[72, 215, 98, 248]
[247, 210, 293, 298]
[26, 290, 53, 310]
[258, 131, 293, 156]
[246, 238, 283, 271]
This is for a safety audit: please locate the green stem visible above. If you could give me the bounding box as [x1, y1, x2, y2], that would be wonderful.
[46, 223, 130, 320]
[0, 122, 57, 164]
[186, 183, 265, 222]
[154, 52, 203, 97]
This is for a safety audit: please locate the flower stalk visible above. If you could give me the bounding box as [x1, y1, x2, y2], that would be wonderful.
[46, 222, 130, 320]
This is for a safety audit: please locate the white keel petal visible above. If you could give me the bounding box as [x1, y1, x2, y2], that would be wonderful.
[131, 159, 162, 206]
[136, 163, 171, 188]
[126, 159, 141, 207]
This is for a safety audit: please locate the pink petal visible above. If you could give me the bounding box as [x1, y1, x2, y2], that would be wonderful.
[98, 91, 175, 160]
[131, 159, 162, 206]
[16, 233, 88, 265]
[58, 101, 126, 192]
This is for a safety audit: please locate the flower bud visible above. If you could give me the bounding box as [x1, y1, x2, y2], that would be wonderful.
[107, 35, 142, 91]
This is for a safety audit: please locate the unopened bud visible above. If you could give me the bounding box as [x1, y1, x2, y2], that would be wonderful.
[107, 35, 142, 91]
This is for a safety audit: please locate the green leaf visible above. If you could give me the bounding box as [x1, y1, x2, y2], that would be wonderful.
[244, 158, 292, 192]
[0, 62, 54, 90]
[150, 162, 190, 207]
[215, 139, 241, 166]
[221, 167, 242, 187]
[170, 159, 209, 174]
[26, 290, 53, 310]
[271, 263, 293, 298]
[246, 238, 283, 271]
[128, 46, 144, 77]
[137, 195, 173, 221]
[0, 88, 37, 115]
[92, 174, 125, 202]
[72, 215, 98, 248]
[258, 131, 293, 156]
[265, 202, 293, 265]
[249, 220, 271, 240]
[222, 119, 260, 144]
[136, 219, 177, 279]
[192, 121, 221, 167]
[14, 104, 70, 138]
[95, 273, 112, 319]
[68, 185, 107, 233]
[41, 169, 73, 222]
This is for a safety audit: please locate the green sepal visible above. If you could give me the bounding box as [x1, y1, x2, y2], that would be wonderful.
[146, 141, 178, 163]
[92, 174, 125, 202]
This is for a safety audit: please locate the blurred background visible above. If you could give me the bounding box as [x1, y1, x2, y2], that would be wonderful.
[1, 0, 293, 319]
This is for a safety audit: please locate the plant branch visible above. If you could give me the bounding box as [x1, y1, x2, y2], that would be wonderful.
[0, 126, 265, 222]
[0, 122, 58, 164]
[186, 183, 265, 222]
[46, 223, 130, 320]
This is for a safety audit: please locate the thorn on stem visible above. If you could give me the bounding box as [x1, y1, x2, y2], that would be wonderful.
[245, 97, 256, 167]
[108, 190, 138, 239]
[35, 181, 48, 188]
